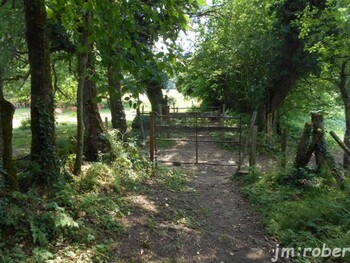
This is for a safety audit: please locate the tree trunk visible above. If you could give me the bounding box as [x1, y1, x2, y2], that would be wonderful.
[0, 67, 18, 191]
[73, 10, 91, 175]
[83, 53, 106, 161]
[145, 80, 167, 113]
[24, 0, 60, 183]
[107, 63, 127, 133]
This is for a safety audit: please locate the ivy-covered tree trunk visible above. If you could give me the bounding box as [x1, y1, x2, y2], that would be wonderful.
[107, 63, 127, 133]
[24, 0, 60, 183]
[83, 54, 106, 161]
[0, 67, 18, 191]
[338, 59, 350, 170]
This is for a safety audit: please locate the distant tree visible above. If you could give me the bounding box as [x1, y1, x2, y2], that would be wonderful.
[178, 0, 326, 129]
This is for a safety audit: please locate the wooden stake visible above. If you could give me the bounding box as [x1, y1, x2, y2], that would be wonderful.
[150, 111, 155, 162]
[240, 111, 257, 167]
[330, 130, 350, 156]
[249, 125, 258, 167]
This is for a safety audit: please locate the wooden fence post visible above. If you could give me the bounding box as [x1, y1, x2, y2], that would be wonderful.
[150, 111, 155, 162]
[240, 111, 257, 168]
[195, 116, 199, 164]
[249, 125, 258, 167]
[166, 105, 170, 138]
[220, 104, 226, 139]
[137, 107, 146, 141]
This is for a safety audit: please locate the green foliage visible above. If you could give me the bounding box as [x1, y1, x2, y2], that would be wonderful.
[281, 75, 342, 119]
[177, 0, 284, 112]
[0, 132, 154, 261]
[240, 168, 350, 263]
[0, 2, 28, 102]
[19, 118, 31, 130]
[7, 123, 201, 261]
[297, 0, 350, 117]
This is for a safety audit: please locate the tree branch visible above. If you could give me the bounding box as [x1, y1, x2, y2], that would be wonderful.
[52, 62, 73, 101]
[2, 71, 30, 82]
[189, 3, 228, 19]
[0, 0, 9, 7]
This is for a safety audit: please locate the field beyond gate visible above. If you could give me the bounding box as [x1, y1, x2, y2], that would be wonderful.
[149, 106, 243, 166]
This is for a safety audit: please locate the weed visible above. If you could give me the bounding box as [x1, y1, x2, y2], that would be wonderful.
[148, 215, 157, 230]
[155, 166, 188, 191]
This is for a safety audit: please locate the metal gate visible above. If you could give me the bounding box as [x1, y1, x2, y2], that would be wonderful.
[149, 106, 243, 166]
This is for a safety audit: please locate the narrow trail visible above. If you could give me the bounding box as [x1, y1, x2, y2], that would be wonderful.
[112, 139, 278, 263]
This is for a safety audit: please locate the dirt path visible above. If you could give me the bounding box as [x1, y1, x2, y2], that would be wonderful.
[112, 139, 278, 262]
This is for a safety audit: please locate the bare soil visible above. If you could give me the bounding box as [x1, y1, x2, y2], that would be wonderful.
[111, 139, 280, 263]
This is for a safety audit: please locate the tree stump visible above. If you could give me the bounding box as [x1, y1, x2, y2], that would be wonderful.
[295, 112, 345, 189]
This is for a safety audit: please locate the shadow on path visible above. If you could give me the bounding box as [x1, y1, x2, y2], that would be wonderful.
[112, 138, 283, 263]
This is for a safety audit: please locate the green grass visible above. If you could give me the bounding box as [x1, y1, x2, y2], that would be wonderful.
[156, 139, 177, 149]
[239, 168, 350, 263]
[13, 122, 77, 159]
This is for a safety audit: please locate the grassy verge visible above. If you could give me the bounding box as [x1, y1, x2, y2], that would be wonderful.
[239, 168, 350, 263]
[13, 123, 77, 159]
[2, 128, 189, 262]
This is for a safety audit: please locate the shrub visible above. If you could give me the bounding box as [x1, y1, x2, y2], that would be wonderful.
[19, 118, 31, 130]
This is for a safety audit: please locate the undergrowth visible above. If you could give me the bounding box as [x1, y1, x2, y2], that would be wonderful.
[240, 167, 350, 263]
[0, 130, 188, 262]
